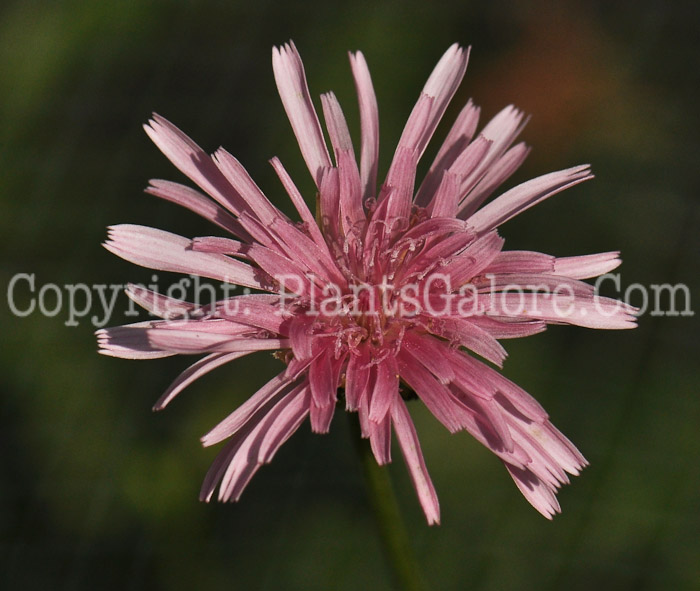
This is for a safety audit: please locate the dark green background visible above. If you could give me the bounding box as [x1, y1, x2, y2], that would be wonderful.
[2, 1, 698, 589]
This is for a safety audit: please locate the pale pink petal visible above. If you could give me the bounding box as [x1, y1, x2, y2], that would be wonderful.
[446, 350, 549, 422]
[309, 397, 336, 433]
[337, 148, 366, 234]
[450, 135, 494, 195]
[144, 115, 249, 215]
[416, 99, 480, 205]
[368, 356, 399, 422]
[201, 372, 300, 447]
[414, 43, 470, 159]
[484, 250, 554, 274]
[349, 51, 379, 200]
[474, 273, 595, 297]
[309, 348, 335, 408]
[125, 284, 196, 319]
[257, 385, 311, 462]
[153, 351, 250, 410]
[383, 146, 418, 223]
[213, 295, 287, 334]
[392, 93, 433, 162]
[396, 351, 467, 433]
[318, 167, 341, 241]
[505, 464, 561, 519]
[96, 322, 176, 359]
[457, 105, 529, 214]
[145, 179, 246, 237]
[466, 316, 547, 339]
[321, 91, 355, 158]
[147, 329, 287, 355]
[554, 252, 621, 279]
[427, 317, 507, 366]
[400, 332, 455, 385]
[213, 383, 310, 502]
[487, 292, 638, 329]
[212, 148, 283, 225]
[190, 236, 249, 258]
[269, 218, 347, 287]
[345, 346, 371, 411]
[245, 244, 318, 298]
[272, 42, 332, 187]
[368, 414, 392, 465]
[439, 231, 504, 286]
[391, 398, 440, 525]
[461, 142, 531, 216]
[104, 225, 267, 290]
[268, 157, 326, 249]
[467, 165, 593, 232]
[426, 171, 459, 219]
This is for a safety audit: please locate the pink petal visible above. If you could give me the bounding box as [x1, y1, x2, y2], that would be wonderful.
[505, 464, 561, 519]
[465, 316, 547, 339]
[474, 273, 595, 297]
[345, 346, 371, 411]
[484, 250, 554, 274]
[416, 99, 480, 205]
[96, 322, 176, 359]
[272, 42, 332, 187]
[190, 236, 249, 258]
[309, 348, 335, 408]
[153, 351, 249, 410]
[336, 148, 366, 234]
[147, 329, 287, 355]
[446, 350, 549, 422]
[201, 372, 300, 447]
[268, 157, 327, 249]
[486, 292, 638, 329]
[396, 350, 466, 433]
[426, 171, 459, 219]
[368, 355, 399, 422]
[349, 51, 379, 201]
[257, 385, 311, 463]
[125, 284, 195, 319]
[383, 146, 418, 224]
[554, 252, 621, 279]
[321, 91, 355, 158]
[461, 142, 531, 216]
[467, 165, 593, 233]
[391, 93, 433, 162]
[414, 43, 470, 159]
[456, 105, 528, 214]
[427, 317, 507, 366]
[104, 225, 267, 290]
[145, 179, 246, 237]
[318, 167, 341, 241]
[245, 244, 318, 298]
[212, 148, 283, 225]
[391, 398, 440, 525]
[269, 218, 347, 287]
[368, 414, 392, 465]
[213, 295, 287, 334]
[400, 332, 456, 384]
[144, 115, 249, 215]
[309, 397, 336, 433]
[439, 231, 504, 286]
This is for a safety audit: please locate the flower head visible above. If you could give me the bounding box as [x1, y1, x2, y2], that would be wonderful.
[98, 42, 636, 524]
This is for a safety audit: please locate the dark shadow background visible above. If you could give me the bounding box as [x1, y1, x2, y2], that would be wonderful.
[1, 1, 698, 589]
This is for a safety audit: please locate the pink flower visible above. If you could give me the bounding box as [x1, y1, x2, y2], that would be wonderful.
[98, 42, 636, 524]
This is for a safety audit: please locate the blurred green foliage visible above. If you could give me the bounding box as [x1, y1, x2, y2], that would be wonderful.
[1, 0, 698, 589]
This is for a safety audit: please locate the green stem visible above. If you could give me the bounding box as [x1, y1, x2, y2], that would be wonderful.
[349, 414, 427, 591]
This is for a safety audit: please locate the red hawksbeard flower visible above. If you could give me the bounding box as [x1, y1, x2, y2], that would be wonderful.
[98, 42, 636, 524]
